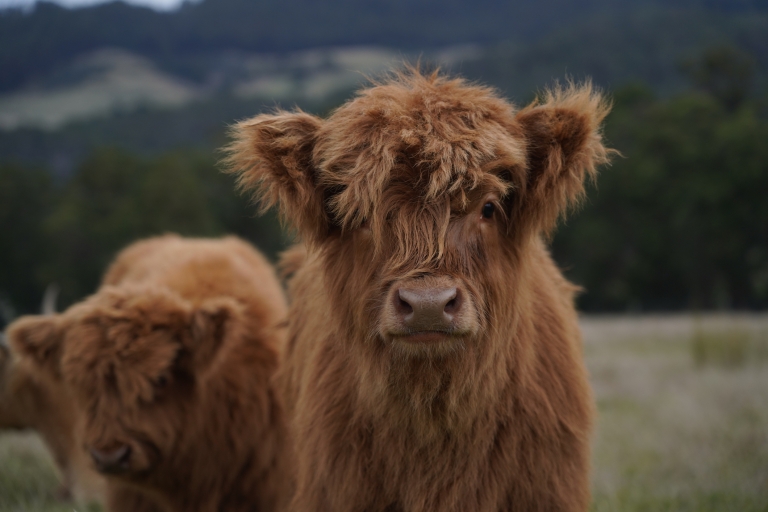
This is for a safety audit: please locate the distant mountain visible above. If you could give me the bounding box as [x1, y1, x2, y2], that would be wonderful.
[0, 44, 489, 129]
[462, 9, 768, 100]
[2, 0, 766, 92]
[2, 0, 767, 173]
[3, 4, 766, 129]
[0, 48, 200, 130]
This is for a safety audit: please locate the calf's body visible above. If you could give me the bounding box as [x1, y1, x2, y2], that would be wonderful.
[281, 239, 592, 511]
[228, 70, 611, 512]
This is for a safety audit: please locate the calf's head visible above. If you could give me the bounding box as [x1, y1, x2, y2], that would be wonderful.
[228, 71, 610, 359]
[7, 286, 243, 480]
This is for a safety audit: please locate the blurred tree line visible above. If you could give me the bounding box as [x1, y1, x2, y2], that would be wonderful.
[1, 48, 767, 323]
[0, 149, 283, 322]
[552, 47, 768, 310]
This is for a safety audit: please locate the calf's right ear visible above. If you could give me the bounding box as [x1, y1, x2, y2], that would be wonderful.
[188, 297, 245, 371]
[6, 315, 64, 375]
[225, 111, 332, 243]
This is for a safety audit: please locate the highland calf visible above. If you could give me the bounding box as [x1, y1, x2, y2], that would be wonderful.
[7, 235, 288, 512]
[0, 331, 106, 505]
[227, 71, 611, 512]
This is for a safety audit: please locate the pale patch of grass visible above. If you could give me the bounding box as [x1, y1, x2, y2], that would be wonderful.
[691, 323, 768, 368]
[0, 432, 83, 512]
[585, 314, 768, 511]
[591, 492, 768, 512]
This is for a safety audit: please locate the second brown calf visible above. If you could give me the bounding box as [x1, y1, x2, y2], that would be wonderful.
[7, 235, 288, 512]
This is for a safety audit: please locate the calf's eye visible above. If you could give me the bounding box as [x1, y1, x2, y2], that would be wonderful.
[481, 202, 495, 219]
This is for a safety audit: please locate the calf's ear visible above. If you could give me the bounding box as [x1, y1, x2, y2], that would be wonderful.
[188, 298, 244, 370]
[515, 83, 613, 234]
[6, 315, 64, 375]
[225, 111, 331, 243]
[0, 333, 10, 372]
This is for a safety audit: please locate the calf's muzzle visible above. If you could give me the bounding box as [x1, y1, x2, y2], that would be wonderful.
[89, 443, 131, 473]
[394, 286, 461, 332]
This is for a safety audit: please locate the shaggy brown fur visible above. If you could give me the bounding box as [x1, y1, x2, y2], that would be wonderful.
[7, 235, 288, 512]
[227, 70, 612, 512]
[0, 336, 106, 505]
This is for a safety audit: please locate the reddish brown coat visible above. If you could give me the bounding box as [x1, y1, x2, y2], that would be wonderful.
[227, 70, 612, 512]
[7, 235, 288, 512]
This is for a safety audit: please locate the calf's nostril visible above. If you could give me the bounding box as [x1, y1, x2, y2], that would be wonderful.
[396, 292, 414, 315]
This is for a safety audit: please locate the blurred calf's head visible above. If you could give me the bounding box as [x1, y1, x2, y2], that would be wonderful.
[7, 285, 244, 479]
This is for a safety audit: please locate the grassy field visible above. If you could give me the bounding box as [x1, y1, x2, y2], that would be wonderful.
[585, 314, 768, 512]
[1, 314, 767, 511]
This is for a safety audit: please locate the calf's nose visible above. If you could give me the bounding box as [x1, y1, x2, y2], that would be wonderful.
[89, 444, 131, 473]
[395, 287, 460, 331]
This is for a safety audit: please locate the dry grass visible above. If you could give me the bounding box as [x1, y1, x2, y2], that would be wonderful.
[584, 314, 768, 511]
[0, 432, 88, 511]
[1, 314, 766, 511]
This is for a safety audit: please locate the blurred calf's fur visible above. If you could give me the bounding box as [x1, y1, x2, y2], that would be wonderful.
[7, 234, 289, 512]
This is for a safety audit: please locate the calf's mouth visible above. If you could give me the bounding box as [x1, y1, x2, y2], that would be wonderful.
[394, 330, 455, 344]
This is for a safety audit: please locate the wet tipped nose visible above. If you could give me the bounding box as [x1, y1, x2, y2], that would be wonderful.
[89, 444, 131, 472]
[395, 287, 460, 331]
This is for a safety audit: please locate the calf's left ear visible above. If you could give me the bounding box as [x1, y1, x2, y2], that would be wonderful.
[515, 83, 613, 234]
[6, 315, 64, 375]
[225, 111, 332, 243]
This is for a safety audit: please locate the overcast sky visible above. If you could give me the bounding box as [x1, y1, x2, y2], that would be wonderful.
[0, 0, 185, 11]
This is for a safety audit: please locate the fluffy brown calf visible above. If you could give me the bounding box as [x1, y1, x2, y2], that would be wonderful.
[0, 334, 106, 505]
[7, 235, 288, 512]
[227, 70, 612, 512]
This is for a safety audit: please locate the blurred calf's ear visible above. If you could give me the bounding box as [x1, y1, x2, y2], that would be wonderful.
[225, 111, 332, 243]
[189, 298, 243, 369]
[515, 82, 613, 233]
[0, 332, 9, 367]
[6, 315, 64, 375]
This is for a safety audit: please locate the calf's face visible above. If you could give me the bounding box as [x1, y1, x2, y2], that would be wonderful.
[8, 286, 240, 480]
[333, 184, 513, 358]
[228, 72, 610, 357]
